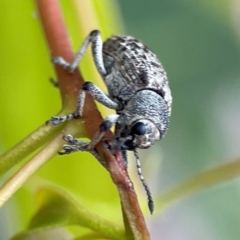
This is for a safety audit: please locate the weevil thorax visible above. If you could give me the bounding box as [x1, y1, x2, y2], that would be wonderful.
[115, 89, 170, 150]
[102, 35, 172, 150]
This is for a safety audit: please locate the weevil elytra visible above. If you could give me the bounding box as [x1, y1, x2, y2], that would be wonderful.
[48, 30, 172, 214]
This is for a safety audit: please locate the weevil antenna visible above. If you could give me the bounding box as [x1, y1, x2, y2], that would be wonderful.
[133, 149, 154, 214]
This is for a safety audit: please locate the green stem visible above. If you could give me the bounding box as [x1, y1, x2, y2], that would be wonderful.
[0, 123, 65, 177]
[40, 0, 150, 237]
[0, 133, 64, 207]
[74, 206, 125, 240]
[156, 159, 240, 211]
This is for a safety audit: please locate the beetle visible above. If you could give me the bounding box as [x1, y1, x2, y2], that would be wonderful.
[48, 30, 172, 213]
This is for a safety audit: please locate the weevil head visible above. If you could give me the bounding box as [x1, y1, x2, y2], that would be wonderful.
[119, 119, 161, 150]
[116, 89, 170, 151]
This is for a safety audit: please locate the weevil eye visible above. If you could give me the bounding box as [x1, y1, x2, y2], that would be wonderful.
[131, 122, 146, 135]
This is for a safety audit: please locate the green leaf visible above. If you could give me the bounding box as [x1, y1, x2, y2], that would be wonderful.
[11, 228, 72, 240]
[26, 187, 125, 240]
[155, 159, 240, 212]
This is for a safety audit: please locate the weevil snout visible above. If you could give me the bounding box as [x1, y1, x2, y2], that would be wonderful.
[118, 119, 161, 150]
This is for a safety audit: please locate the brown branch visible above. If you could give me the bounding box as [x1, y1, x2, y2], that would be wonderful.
[36, 0, 82, 109]
[36, 0, 150, 239]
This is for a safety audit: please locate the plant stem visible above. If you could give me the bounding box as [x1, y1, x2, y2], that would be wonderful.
[0, 124, 64, 177]
[0, 133, 64, 207]
[36, 0, 150, 238]
[156, 159, 240, 212]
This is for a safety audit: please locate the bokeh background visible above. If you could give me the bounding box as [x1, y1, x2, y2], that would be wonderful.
[118, 1, 240, 239]
[0, 0, 240, 239]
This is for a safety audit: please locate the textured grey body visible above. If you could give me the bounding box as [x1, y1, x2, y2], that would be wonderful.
[102, 35, 172, 141]
[103, 35, 172, 109]
[48, 30, 172, 214]
[116, 90, 169, 139]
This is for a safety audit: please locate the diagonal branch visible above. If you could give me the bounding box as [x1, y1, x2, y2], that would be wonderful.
[36, 0, 150, 239]
[0, 133, 64, 207]
[0, 123, 64, 177]
[155, 158, 240, 213]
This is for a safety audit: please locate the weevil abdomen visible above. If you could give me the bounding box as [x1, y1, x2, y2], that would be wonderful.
[103, 35, 172, 113]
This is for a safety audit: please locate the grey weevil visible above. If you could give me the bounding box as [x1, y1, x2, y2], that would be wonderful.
[48, 30, 172, 214]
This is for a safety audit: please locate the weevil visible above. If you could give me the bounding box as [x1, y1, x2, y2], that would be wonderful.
[48, 30, 172, 214]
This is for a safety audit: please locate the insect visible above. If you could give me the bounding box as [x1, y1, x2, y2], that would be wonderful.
[48, 30, 172, 214]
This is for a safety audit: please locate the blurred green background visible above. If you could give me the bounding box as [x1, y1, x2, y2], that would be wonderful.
[117, 1, 240, 239]
[1, 0, 240, 239]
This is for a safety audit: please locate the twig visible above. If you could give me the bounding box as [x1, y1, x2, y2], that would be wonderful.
[0, 124, 64, 176]
[0, 134, 63, 207]
[36, 0, 150, 238]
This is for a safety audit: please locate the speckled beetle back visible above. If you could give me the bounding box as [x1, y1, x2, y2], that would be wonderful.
[49, 30, 172, 213]
[102, 35, 172, 113]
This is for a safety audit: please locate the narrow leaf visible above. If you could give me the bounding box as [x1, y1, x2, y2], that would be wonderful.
[11, 228, 72, 240]
[156, 159, 240, 211]
[28, 187, 125, 240]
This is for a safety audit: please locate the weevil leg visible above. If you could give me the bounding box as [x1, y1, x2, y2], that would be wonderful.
[46, 114, 76, 126]
[122, 150, 128, 167]
[53, 30, 106, 76]
[87, 114, 120, 149]
[47, 81, 121, 125]
[58, 113, 119, 164]
[81, 82, 120, 109]
[60, 135, 105, 166]
[58, 114, 119, 154]
[49, 78, 59, 88]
